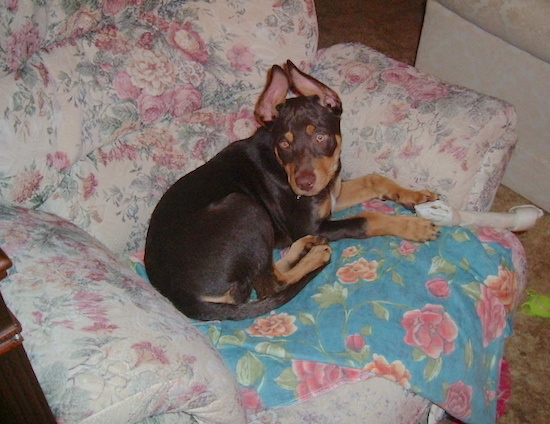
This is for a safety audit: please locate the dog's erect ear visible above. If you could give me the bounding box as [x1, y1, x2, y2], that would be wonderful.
[255, 65, 290, 125]
[285, 60, 342, 114]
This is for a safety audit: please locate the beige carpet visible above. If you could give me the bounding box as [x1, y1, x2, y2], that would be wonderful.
[315, 1, 550, 423]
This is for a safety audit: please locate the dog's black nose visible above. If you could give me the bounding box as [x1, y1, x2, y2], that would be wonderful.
[296, 171, 316, 191]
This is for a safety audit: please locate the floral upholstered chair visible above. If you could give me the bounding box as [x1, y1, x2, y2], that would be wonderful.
[0, 0, 524, 423]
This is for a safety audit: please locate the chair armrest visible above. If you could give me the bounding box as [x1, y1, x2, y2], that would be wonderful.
[0, 248, 19, 354]
[311, 43, 518, 211]
[0, 248, 12, 280]
[0, 206, 245, 424]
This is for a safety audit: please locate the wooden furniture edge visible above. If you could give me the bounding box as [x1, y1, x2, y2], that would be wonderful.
[0, 247, 56, 424]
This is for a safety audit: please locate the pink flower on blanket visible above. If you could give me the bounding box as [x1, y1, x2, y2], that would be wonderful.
[363, 354, 411, 389]
[227, 44, 255, 73]
[342, 246, 359, 258]
[240, 388, 264, 413]
[475, 226, 514, 248]
[336, 258, 378, 284]
[441, 381, 473, 420]
[398, 240, 419, 256]
[130, 251, 146, 262]
[477, 285, 507, 347]
[346, 334, 366, 352]
[401, 304, 458, 358]
[292, 360, 366, 400]
[247, 312, 297, 338]
[485, 266, 518, 312]
[425, 278, 451, 299]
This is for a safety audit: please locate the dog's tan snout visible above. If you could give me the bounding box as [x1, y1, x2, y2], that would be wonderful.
[296, 171, 316, 192]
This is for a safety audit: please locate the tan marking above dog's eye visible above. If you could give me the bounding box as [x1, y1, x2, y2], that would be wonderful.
[315, 133, 328, 143]
[284, 132, 294, 143]
[306, 124, 316, 135]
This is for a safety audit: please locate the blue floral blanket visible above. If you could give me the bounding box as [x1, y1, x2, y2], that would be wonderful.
[133, 201, 523, 424]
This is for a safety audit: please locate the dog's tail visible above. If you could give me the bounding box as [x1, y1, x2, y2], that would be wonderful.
[180, 268, 322, 321]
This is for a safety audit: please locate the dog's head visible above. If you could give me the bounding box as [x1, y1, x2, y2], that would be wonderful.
[255, 61, 343, 197]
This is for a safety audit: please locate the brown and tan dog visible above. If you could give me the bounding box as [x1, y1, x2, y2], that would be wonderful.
[144, 61, 438, 321]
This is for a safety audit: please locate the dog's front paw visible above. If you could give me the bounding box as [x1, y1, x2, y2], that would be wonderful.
[397, 189, 439, 210]
[303, 235, 329, 251]
[397, 216, 440, 242]
[306, 243, 332, 268]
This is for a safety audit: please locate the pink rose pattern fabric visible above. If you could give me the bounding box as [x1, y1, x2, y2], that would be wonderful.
[192, 201, 525, 424]
[1, 1, 517, 258]
[402, 304, 459, 359]
[0, 205, 246, 424]
[0, 0, 317, 256]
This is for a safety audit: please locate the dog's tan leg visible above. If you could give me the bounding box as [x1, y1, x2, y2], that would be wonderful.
[272, 235, 331, 290]
[334, 174, 438, 212]
[360, 211, 439, 242]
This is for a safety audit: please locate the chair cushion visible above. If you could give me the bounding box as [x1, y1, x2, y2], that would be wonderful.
[0, 204, 246, 424]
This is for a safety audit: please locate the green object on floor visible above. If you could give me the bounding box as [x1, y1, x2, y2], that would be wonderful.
[521, 291, 550, 318]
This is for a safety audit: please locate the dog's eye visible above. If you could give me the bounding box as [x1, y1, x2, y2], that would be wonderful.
[315, 133, 328, 144]
[279, 140, 291, 150]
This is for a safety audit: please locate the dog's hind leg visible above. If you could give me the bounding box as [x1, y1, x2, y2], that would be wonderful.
[270, 235, 331, 293]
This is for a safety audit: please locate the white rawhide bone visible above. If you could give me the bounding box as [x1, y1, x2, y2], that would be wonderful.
[415, 200, 544, 232]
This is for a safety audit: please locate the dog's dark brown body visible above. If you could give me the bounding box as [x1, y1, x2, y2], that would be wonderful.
[144, 61, 438, 321]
